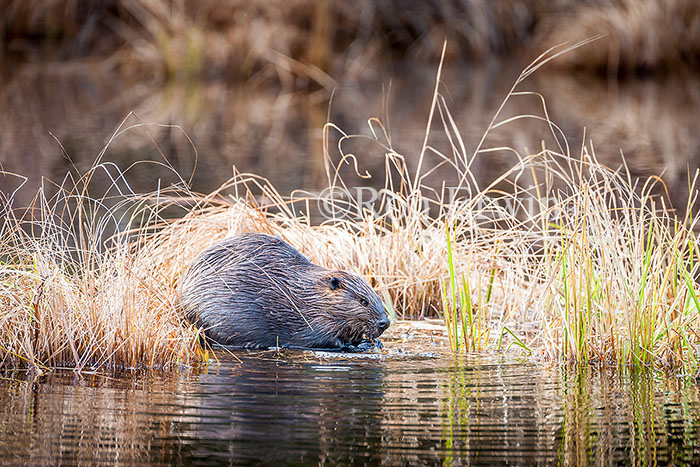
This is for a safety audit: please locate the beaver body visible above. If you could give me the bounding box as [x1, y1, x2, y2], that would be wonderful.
[178, 233, 390, 349]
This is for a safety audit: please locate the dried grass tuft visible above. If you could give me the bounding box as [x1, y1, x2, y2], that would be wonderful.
[2, 43, 700, 371]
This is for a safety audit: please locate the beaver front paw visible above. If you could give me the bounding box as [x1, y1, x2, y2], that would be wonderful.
[339, 338, 383, 352]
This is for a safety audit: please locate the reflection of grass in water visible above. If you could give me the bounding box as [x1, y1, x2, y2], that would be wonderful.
[2, 42, 700, 370]
[559, 366, 595, 465]
[440, 357, 472, 466]
[628, 369, 658, 464]
[558, 366, 700, 464]
[5, 0, 699, 79]
[0, 371, 195, 463]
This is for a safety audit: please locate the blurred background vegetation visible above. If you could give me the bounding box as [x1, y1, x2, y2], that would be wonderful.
[1, 0, 700, 210]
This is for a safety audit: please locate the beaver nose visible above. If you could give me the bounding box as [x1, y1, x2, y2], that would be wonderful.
[377, 316, 390, 333]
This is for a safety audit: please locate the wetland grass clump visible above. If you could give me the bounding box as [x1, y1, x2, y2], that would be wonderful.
[0, 166, 208, 371]
[404, 44, 700, 367]
[440, 224, 492, 353]
[2, 44, 700, 371]
[457, 147, 700, 367]
[538, 167, 700, 367]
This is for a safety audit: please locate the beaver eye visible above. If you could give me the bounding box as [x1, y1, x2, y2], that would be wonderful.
[360, 298, 368, 307]
[329, 277, 341, 290]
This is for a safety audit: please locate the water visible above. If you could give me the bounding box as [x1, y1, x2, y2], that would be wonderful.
[3, 60, 699, 215]
[2, 352, 699, 465]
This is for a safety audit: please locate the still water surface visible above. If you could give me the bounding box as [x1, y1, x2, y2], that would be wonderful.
[3, 60, 700, 216]
[1, 352, 699, 465]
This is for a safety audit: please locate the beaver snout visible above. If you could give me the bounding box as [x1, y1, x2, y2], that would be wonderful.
[368, 307, 390, 339]
[377, 316, 390, 334]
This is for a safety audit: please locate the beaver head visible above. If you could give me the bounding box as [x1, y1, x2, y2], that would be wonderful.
[300, 269, 390, 347]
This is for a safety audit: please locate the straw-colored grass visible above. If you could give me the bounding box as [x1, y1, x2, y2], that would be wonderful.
[0, 177, 206, 372]
[2, 43, 700, 371]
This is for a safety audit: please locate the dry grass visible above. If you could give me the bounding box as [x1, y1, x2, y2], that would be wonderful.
[0, 144, 208, 371]
[2, 43, 700, 371]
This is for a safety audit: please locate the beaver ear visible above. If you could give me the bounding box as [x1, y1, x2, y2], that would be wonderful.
[329, 276, 341, 290]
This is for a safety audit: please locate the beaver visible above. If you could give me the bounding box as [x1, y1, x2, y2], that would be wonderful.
[178, 233, 390, 349]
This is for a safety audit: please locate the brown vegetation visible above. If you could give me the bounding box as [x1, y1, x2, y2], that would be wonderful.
[2, 46, 700, 371]
[3, 0, 699, 81]
[2, 3, 700, 371]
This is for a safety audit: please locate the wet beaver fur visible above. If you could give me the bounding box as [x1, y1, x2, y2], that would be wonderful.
[179, 233, 390, 349]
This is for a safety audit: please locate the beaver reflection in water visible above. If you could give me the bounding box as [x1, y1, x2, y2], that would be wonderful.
[179, 233, 390, 349]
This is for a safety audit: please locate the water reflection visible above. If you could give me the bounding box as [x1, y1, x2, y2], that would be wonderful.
[559, 366, 700, 465]
[188, 355, 388, 464]
[2, 355, 700, 464]
[436, 359, 563, 464]
[0, 370, 199, 464]
[2, 61, 700, 216]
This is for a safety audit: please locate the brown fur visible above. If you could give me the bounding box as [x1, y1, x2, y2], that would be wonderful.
[178, 233, 390, 348]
